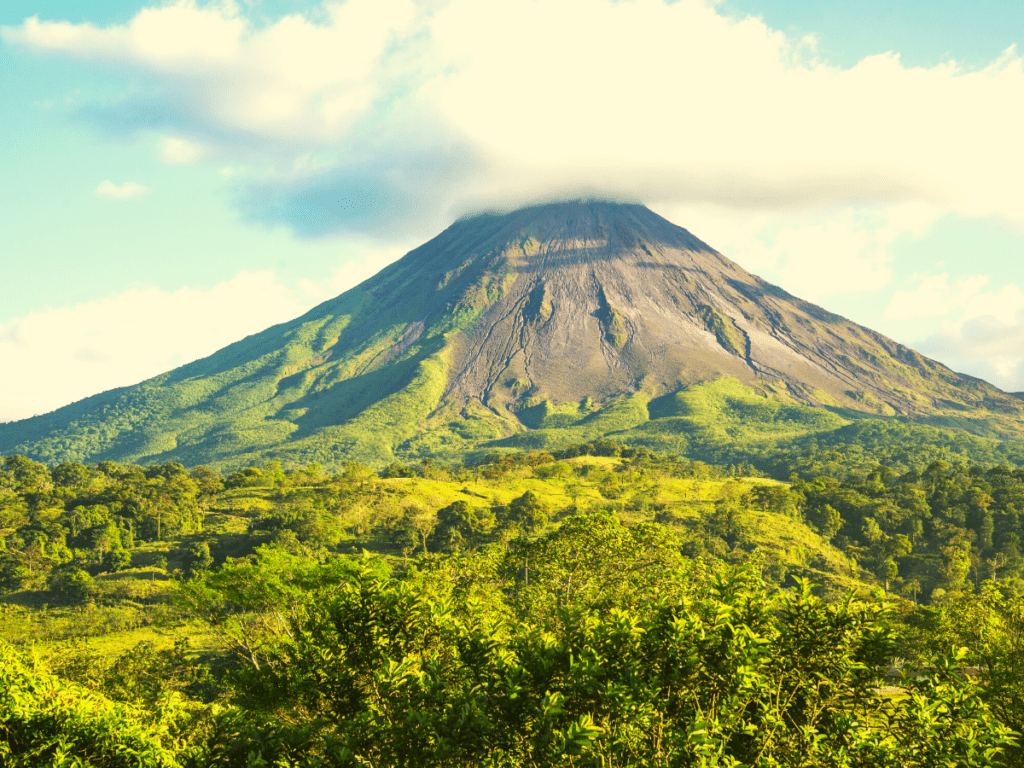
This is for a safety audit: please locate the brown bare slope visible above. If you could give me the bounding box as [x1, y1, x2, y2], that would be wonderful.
[2, 200, 1022, 470]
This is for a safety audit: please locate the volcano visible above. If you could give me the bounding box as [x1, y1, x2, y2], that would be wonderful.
[3, 200, 1023, 470]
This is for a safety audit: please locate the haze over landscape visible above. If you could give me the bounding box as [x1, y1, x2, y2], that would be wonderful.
[2, 0, 1024, 423]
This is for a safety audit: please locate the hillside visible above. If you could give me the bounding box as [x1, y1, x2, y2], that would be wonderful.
[3, 201, 1024, 472]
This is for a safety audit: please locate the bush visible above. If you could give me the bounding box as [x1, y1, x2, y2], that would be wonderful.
[264, 562, 1017, 766]
[0, 551, 28, 594]
[47, 566, 96, 604]
[182, 542, 213, 578]
[0, 642, 186, 767]
[101, 546, 132, 573]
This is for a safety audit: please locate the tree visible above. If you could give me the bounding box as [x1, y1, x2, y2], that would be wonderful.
[495, 512, 696, 630]
[913, 582, 1024, 764]
[225, 467, 264, 490]
[101, 546, 132, 573]
[818, 503, 842, 541]
[845, 543, 866, 577]
[51, 461, 93, 489]
[393, 501, 436, 554]
[86, 521, 121, 561]
[751, 484, 798, 517]
[979, 509, 995, 553]
[705, 487, 750, 548]
[344, 502, 375, 546]
[152, 554, 168, 581]
[230, 559, 1016, 767]
[2, 455, 52, 495]
[941, 540, 972, 593]
[47, 566, 95, 604]
[987, 552, 1008, 582]
[427, 500, 491, 552]
[340, 462, 377, 492]
[0, 643, 187, 767]
[862, 516, 884, 544]
[183, 541, 213, 578]
[174, 546, 386, 674]
[190, 465, 224, 497]
[0, 551, 28, 594]
[878, 557, 899, 593]
[597, 472, 623, 500]
[818, 503, 843, 565]
[902, 577, 922, 605]
[498, 490, 549, 535]
[564, 478, 584, 506]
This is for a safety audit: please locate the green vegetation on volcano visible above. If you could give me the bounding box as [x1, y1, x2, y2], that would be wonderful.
[473, 379, 1024, 480]
[7, 369, 1024, 483]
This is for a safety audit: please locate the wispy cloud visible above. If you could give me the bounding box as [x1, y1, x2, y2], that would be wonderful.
[95, 179, 150, 199]
[884, 273, 994, 322]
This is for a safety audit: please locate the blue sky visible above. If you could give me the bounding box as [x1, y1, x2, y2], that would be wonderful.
[1, 0, 1023, 421]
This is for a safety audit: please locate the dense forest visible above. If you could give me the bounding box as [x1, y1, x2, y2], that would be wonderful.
[3, 443, 1024, 765]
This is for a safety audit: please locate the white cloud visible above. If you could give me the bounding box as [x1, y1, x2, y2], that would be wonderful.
[648, 201, 943, 302]
[2, 0, 422, 145]
[159, 136, 204, 164]
[0, 252, 400, 423]
[917, 310, 1024, 393]
[95, 179, 150, 199]
[885, 273, 1024, 326]
[884, 274, 989, 321]
[879, 273, 1024, 391]
[5, 0, 1023, 231]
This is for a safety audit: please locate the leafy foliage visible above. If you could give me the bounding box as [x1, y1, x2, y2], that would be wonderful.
[0, 641, 190, 767]
[3, 447, 1024, 764]
[194, 551, 1015, 766]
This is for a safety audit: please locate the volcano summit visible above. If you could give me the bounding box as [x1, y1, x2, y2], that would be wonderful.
[3, 201, 1023, 470]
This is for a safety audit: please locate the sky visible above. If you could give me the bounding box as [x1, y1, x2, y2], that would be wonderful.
[1, 0, 1023, 422]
